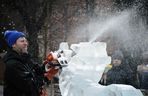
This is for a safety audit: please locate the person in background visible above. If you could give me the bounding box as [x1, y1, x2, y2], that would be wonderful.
[106, 50, 134, 86]
[137, 52, 148, 90]
[3, 30, 47, 96]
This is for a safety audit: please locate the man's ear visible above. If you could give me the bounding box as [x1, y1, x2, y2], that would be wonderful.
[12, 43, 16, 48]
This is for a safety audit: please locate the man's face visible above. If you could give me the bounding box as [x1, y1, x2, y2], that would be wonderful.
[12, 37, 28, 53]
[112, 59, 122, 66]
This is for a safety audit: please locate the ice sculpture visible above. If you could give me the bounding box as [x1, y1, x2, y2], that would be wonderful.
[58, 42, 143, 96]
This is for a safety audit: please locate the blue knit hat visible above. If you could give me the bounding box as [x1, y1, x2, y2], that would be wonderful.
[4, 30, 25, 47]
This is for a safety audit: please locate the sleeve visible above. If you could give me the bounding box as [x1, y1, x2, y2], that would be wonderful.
[21, 53, 46, 75]
[5, 60, 39, 93]
[32, 63, 46, 75]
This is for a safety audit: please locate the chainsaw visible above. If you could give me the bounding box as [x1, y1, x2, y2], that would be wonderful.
[43, 50, 68, 80]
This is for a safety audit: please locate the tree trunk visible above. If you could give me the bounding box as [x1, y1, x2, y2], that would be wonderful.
[85, 0, 95, 17]
[63, 0, 68, 41]
[26, 23, 39, 60]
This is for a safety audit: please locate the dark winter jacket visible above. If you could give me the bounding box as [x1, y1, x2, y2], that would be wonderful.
[3, 49, 45, 96]
[106, 65, 134, 86]
[139, 71, 148, 89]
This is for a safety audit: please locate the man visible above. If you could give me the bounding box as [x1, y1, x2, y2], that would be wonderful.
[106, 50, 134, 86]
[3, 30, 46, 96]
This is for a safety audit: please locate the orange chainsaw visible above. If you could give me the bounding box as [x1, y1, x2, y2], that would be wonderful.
[43, 51, 68, 80]
[40, 51, 68, 96]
